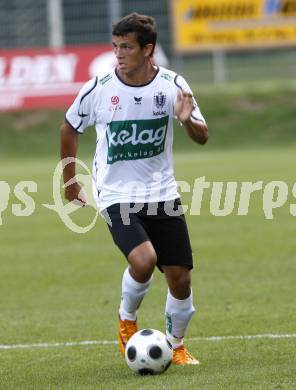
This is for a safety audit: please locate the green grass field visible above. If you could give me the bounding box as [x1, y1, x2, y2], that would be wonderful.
[1, 84, 296, 389]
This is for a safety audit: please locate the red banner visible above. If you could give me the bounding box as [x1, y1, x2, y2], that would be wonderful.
[0, 45, 115, 111]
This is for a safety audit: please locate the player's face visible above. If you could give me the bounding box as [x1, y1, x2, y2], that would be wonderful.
[112, 33, 152, 76]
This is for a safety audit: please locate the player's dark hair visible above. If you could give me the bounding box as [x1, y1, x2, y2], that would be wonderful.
[112, 13, 157, 57]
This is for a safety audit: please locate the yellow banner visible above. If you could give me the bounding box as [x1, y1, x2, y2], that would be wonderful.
[171, 0, 296, 52]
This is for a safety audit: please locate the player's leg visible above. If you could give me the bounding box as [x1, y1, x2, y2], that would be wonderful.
[119, 241, 156, 322]
[162, 265, 199, 365]
[117, 241, 157, 353]
[142, 199, 199, 364]
[104, 203, 156, 354]
[127, 240, 157, 283]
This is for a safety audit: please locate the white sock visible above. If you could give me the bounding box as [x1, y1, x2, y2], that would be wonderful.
[165, 289, 195, 349]
[119, 267, 153, 321]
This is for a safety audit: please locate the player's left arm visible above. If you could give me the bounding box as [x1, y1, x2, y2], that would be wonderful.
[174, 89, 208, 145]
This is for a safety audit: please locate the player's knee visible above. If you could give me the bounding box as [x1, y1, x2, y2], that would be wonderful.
[166, 268, 191, 298]
[174, 276, 191, 292]
[128, 246, 157, 281]
[136, 252, 157, 274]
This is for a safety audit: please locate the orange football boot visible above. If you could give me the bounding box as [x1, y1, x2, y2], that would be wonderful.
[118, 316, 138, 355]
[173, 345, 200, 365]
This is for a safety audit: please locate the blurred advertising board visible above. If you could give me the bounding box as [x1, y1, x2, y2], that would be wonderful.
[0, 45, 111, 111]
[0, 44, 167, 112]
[171, 0, 296, 53]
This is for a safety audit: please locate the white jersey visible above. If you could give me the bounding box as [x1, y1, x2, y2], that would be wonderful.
[66, 66, 206, 211]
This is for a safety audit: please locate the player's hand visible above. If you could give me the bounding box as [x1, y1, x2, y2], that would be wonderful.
[174, 89, 194, 123]
[64, 181, 87, 207]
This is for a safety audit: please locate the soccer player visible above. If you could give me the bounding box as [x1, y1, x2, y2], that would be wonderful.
[60, 13, 208, 365]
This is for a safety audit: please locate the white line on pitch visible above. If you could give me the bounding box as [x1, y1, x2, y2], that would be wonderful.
[188, 333, 296, 341]
[1, 333, 296, 351]
[0, 340, 116, 350]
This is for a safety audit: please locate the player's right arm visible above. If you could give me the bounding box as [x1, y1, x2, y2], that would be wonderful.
[60, 121, 86, 204]
[60, 77, 98, 205]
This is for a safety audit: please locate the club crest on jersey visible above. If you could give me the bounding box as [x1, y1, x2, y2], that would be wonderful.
[154, 92, 166, 108]
[153, 91, 167, 116]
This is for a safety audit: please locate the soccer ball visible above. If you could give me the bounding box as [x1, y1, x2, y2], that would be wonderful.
[125, 328, 173, 375]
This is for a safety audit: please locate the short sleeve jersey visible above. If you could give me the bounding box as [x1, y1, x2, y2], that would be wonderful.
[66, 66, 206, 211]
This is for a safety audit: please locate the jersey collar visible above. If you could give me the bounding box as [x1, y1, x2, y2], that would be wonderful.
[114, 66, 159, 88]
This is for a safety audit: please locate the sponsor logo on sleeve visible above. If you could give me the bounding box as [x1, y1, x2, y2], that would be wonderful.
[99, 74, 112, 85]
[161, 73, 173, 81]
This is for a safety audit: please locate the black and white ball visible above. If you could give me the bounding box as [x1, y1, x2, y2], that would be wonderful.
[125, 329, 173, 375]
